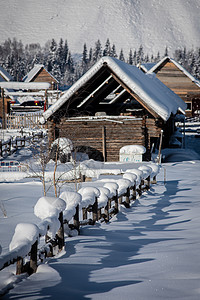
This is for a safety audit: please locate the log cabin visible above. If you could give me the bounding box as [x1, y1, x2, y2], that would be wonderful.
[144, 56, 200, 118]
[23, 64, 59, 90]
[41, 56, 186, 162]
[0, 66, 13, 123]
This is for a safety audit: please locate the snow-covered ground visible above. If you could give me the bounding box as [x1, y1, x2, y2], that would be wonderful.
[0, 128, 200, 299]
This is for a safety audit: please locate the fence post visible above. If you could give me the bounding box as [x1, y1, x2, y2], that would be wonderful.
[146, 175, 151, 190]
[92, 197, 98, 223]
[29, 240, 38, 274]
[16, 257, 23, 275]
[82, 208, 87, 220]
[132, 184, 136, 201]
[73, 204, 80, 232]
[8, 138, 11, 155]
[138, 180, 143, 196]
[0, 140, 2, 157]
[124, 187, 130, 207]
[152, 175, 157, 184]
[57, 212, 65, 251]
[105, 201, 109, 221]
[114, 192, 118, 213]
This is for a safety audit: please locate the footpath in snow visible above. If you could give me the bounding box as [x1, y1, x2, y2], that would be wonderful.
[2, 159, 200, 300]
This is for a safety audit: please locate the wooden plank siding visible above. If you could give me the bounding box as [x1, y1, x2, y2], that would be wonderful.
[155, 61, 200, 117]
[47, 117, 163, 161]
[0, 97, 10, 119]
[30, 68, 58, 90]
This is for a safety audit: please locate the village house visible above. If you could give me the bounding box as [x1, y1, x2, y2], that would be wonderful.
[23, 64, 59, 90]
[0, 66, 14, 125]
[41, 56, 186, 162]
[140, 56, 200, 117]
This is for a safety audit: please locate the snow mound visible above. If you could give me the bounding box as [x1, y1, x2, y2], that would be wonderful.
[60, 190, 82, 222]
[120, 145, 146, 154]
[9, 223, 39, 252]
[78, 187, 100, 208]
[34, 196, 66, 220]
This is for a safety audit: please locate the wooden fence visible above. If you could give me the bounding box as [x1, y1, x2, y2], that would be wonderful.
[0, 171, 156, 279]
[6, 112, 44, 129]
[0, 131, 45, 158]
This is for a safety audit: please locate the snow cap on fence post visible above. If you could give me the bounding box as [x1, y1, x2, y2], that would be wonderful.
[60, 190, 82, 222]
[9, 223, 39, 255]
[34, 196, 66, 220]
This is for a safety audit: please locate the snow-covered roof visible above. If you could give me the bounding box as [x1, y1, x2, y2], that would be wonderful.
[42, 56, 186, 123]
[147, 56, 200, 88]
[138, 62, 156, 73]
[0, 66, 13, 82]
[23, 64, 58, 83]
[0, 81, 50, 90]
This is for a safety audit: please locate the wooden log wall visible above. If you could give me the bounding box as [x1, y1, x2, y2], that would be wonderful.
[155, 61, 200, 117]
[32, 68, 58, 90]
[48, 117, 163, 162]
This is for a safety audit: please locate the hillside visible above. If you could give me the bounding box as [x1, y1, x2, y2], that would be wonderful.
[1, 0, 200, 57]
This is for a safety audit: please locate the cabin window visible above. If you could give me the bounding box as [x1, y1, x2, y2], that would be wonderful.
[185, 102, 192, 111]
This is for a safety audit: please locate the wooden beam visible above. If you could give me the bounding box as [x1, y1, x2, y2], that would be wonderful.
[110, 72, 160, 119]
[77, 75, 113, 108]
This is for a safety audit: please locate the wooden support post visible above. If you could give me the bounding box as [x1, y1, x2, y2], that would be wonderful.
[146, 175, 151, 190]
[138, 180, 143, 196]
[82, 208, 87, 220]
[114, 192, 118, 213]
[92, 197, 98, 223]
[105, 202, 109, 221]
[16, 257, 23, 275]
[30, 240, 38, 274]
[2, 88, 6, 130]
[102, 126, 106, 162]
[152, 175, 157, 184]
[57, 211, 65, 251]
[132, 184, 136, 201]
[73, 205, 80, 232]
[118, 196, 122, 204]
[98, 208, 101, 220]
[81, 174, 86, 182]
[125, 187, 130, 207]
[45, 89, 48, 110]
[157, 129, 163, 164]
[8, 138, 11, 155]
[0, 140, 2, 157]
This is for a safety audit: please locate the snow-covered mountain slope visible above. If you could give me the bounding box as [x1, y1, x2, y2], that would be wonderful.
[1, 0, 200, 57]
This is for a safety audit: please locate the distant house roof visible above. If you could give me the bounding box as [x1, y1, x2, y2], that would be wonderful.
[42, 56, 186, 123]
[0, 66, 13, 82]
[138, 62, 156, 73]
[23, 64, 58, 83]
[147, 56, 200, 88]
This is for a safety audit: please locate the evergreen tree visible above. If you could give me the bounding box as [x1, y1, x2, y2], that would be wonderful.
[47, 38, 57, 72]
[66, 51, 74, 73]
[133, 50, 137, 65]
[164, 46, 168, 57]
[103, 38, 111, 56]
[93, 39, 102, 62]
[137, 45, 144, 64]
[110, 44, 117, 58]
[128, 49, 133, 65]
[81, 43, 88, 74]
[88, 47, 93, 62]
[119, 49, 125, 61]
[82, 43, 88, 64]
